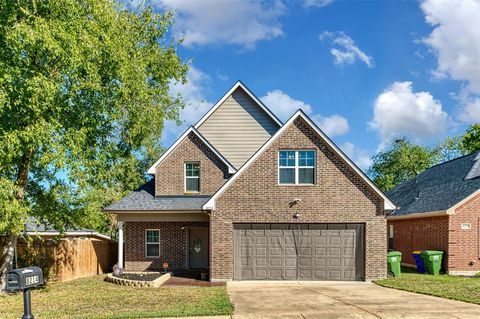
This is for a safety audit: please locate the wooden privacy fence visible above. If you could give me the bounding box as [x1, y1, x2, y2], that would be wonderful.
[1, 238, 118, 282]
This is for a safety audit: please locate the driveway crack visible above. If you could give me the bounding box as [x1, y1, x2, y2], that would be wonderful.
[297, 282, 382, 319]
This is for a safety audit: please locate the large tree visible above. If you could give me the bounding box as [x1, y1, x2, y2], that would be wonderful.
[0, 0, 188, 290]
[368, 138, 439, 192]
[460, 123, 480, 154]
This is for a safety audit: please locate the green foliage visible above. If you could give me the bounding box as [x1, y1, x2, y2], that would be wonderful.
[0, 179, 29, 235]
[434, 136, 463, 162]
[368, 138, 439, 192]
[0, 0, 188, 236]
[460, 124, 480, 154]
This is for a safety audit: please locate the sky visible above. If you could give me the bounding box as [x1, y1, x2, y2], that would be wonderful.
[140, 0, 480, 169]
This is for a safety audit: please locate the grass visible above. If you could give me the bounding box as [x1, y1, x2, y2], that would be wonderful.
[0, 275, 233, 319]
[375, 267, 480, 305]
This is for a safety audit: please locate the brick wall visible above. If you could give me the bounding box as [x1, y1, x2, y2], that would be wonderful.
[388, 216, 449, 267]
[210, 117, 387, 281]
[124, 221, 208, 271]
[155, 132, 230, 196]
[449, 192, 480, 273]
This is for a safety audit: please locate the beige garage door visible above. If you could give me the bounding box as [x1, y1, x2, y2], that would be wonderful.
[233, 224, 364, 281]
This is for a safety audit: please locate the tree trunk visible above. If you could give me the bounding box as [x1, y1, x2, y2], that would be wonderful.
[0, 148, 33, 292]
[0, 235, 16, 292]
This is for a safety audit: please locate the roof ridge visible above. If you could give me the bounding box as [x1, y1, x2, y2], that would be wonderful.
[387, 151, 480, 192]
[427, 150, 479, 170]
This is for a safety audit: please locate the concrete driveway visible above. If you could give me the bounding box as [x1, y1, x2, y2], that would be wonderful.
[227, 281, 480, 319]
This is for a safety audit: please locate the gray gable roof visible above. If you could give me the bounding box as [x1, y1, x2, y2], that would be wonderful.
[18, 218, 110, 240]
[387, 151, 480, 216]
[104, 179, 210, 211]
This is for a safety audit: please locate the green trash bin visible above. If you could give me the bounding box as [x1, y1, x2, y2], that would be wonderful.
[421, 250, 443, 275]
[387, 251, 402, 277]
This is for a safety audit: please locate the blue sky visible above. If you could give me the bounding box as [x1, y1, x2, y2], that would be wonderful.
[145, 0, 480, 169]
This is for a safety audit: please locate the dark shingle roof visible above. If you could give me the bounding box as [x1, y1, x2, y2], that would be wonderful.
[104, 179, 210, 211]
[387, 151, 480, 216]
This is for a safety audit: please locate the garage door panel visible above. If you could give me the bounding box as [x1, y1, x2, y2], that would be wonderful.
[234, 223, 364, 281]
[240, 237, 252, 244]
[329, 269, 341, 280]
[314, 258, 326, 266]
[241, 247, 253, 255]
[285, 258, 296, 267]
[269, 247, 282, 256]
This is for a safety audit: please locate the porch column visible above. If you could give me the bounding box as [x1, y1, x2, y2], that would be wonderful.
[118, 221, 124, 269]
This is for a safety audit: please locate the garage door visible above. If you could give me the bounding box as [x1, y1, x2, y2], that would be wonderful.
[233, 223, 364, 281]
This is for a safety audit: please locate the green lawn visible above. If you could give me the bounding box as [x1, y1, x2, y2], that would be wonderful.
[375, 267, 480, 305]
[0, 275, 233, 319]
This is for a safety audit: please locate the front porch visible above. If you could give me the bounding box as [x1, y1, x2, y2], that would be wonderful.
[116, 212, 210, 275]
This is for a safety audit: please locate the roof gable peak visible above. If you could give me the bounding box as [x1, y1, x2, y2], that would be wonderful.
[194, 81, 283, 129]
[146, 126, 236, 174]
[203, 109, 396, 211]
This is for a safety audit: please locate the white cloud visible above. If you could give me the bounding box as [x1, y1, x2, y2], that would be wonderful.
[456, 90, 480, 123]
[162, 66, 212, 143]
[154, 0, 285, 49]
[421, 0, 480, 93]
[261, 90, 349, 137]
[320, 31, 374, 68]
[420, 0, 480, 123]
[311, 114, 349, 137]
[340, 142, 372, 170]
[261, 89, 312, 120]
[303, 0, 334, 8]
[369, 81, 449, 145]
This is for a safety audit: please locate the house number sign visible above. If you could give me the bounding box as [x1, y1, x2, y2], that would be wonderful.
[25, 275, 39, 286]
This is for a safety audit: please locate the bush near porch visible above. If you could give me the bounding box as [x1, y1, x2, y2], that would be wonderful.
[375, 267, 480, 305]
[0, 275, 233, 319]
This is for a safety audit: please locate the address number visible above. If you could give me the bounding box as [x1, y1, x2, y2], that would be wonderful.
[25, 275, 39, 285]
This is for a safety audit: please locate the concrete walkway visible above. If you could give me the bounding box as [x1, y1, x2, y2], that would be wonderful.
[227, 281, 480, 319]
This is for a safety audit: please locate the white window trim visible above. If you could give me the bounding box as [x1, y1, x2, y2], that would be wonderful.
[278, 150, 316, 185]
[388, 225, 394, 239]
[184, 162, 200, 193]
[145, 229, 160, 258]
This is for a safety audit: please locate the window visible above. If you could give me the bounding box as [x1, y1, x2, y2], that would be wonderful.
[145, 230, 160, 258]
[388, 225, 394, 250]
[279, 150, 315, 185]
[185, 162, 200, 192]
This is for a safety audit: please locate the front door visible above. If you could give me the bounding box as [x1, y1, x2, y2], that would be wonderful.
[189, 228, 209, 269]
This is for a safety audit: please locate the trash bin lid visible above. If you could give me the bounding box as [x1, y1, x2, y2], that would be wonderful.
[412, 250, 422, 254]
[387, 251, 402, 257]
[421, 250, 443, 255]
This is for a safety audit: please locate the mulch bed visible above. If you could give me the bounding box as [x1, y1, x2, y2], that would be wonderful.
[113, 273, 163, 281]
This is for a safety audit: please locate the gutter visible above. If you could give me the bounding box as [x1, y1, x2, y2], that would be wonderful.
[386, 210, 449, 220]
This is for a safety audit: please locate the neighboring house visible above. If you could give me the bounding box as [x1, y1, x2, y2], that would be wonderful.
[21, 221, 111, 241]
[104, 81, 396, 281]
[387, 152, 480, 275]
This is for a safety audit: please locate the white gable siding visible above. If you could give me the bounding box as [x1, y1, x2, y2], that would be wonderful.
[197, 88, 279, 168]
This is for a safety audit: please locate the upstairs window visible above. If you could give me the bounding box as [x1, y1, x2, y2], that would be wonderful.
[279, 150, 315, 185]
[185, 162, 200, 192]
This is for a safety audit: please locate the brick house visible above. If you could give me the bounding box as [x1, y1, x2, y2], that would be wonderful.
[387, 152, 480, 275]
[105, 81, 396, 281]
